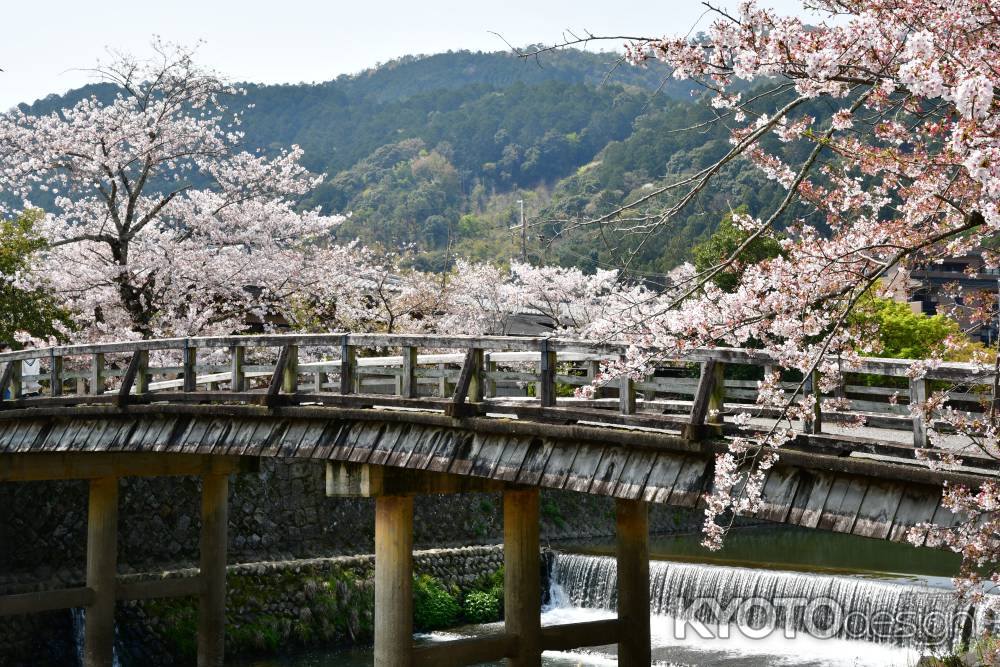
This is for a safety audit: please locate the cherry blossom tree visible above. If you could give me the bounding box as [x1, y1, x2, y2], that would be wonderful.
[0, 41, 364, 342]
[528, 0, 1000, 597]
[438, 260, 644, 336]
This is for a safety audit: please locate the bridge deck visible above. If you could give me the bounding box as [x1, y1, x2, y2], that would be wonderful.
[2, 333, 998, 666]
[0, 333, 996, 546]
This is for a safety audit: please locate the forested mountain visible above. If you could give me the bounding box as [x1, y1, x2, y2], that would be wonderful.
[17, 48, 796, 274]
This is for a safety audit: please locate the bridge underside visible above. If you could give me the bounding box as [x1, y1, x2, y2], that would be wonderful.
[0, 404, 958, 544]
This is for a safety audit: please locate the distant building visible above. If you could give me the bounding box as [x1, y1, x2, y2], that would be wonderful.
[889, 254, 999, 345]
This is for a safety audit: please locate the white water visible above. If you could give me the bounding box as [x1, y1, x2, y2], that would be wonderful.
[538, 553, 1000, 666]
[71, 608, 122, 667]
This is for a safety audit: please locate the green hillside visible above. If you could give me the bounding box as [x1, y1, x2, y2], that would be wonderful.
[16, 48, 805, 275]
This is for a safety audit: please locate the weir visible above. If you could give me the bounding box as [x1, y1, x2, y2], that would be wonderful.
[550, 552, 995, 653]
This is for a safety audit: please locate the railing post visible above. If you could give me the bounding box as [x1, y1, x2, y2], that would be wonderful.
[0, 361, 15, 402]
[401, 346, 417, 398]
[230, 346, 245, 392]
[314, 370, 327, 393]
[437, 363, 449, 398]
[708, 361, 726, 427]
[374, 495, 413, 667]
[539, 339, 556, 408]
[619, 374, 636, 415]
[84, 476, 118, 667]
[804, 369, 822, 434]
[183, 342, 197, 393]
[135, 350, 149, 396]
[468, 348, 484, 404]
[199, 473, 229, 666]
[586, 360, 604, 399]
[50, 352, 63, 397]
[8, 359, 22, 400]
[504, 488, 541, 667]
[90, 353, 105, 396]
[616, 498, 650, 666]
[340, 337, 356, 395]
[910, 376, 929, 448]
[282, 344, 299, 394]
[484, 352, 496, 398]
[116, 351, 146, 407]
[684, 359, 725, 440]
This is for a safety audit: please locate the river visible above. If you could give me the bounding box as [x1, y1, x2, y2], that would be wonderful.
[234, 526, 985, 667]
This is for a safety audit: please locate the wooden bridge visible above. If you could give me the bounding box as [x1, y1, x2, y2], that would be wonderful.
[0, 333, 996, 667]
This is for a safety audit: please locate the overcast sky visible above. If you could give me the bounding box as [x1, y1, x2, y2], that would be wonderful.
[1, 0, 816, 109]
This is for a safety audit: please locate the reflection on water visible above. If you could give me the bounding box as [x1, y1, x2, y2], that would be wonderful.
[235, 607, 921, 667]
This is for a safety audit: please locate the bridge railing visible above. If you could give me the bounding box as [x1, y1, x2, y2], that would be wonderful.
[0, 333, 995, 450]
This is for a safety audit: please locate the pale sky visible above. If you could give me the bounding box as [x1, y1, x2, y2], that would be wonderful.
[1, 0, 816, 109]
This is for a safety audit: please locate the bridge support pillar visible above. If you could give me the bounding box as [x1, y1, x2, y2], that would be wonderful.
[375, 495, 414, 667]
[615, 498, 650, 666]
[198, 473, 229, 667]
[504, 488, 541, 667]
[84, 476, 118, 667]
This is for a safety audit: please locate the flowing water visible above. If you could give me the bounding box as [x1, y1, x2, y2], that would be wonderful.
[236, 532, 994, 667]
[223, 525, 1000, 666]
[71, 608, 122, 667]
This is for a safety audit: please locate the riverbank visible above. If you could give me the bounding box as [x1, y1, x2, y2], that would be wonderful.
[119, 544, 506, 664]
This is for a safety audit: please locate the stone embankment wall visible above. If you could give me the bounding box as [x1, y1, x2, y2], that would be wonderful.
[120, 545, 507, 665]
[1, 457, 703, 582]
[0, 458, 707, 665]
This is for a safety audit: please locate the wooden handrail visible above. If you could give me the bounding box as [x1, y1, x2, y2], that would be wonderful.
[0, 333, 989, 380]
[0, 332, 995, 454]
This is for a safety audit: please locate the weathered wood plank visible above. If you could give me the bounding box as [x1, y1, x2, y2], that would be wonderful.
[887, 486, 942, 543]
[667, 458, 712, 507]
[852, 481, 905, 540]
[100, 420, 133, 453]
[277, 420, 311, 458]
[817, 476, 869, 533]
[116, 351, 146, 407]
[179, 418, 212, 455]
[0, 587, 96, 616]
[1, 452, 259, 481]
[407, 428, 447, 470]
[413, 635, 515, 666]
[588, 445, 629, 497]
[310, 422, 349, 461]
[540, 618, 620, 651]
[612, 450, 658, 500]
[515, 438, 555, 487]
[755, 467, 802, 524]
[538, 442, 580, 490]
[426, 428, 465, 472]
[362, 422, 404, 466]
[467, 434, 509, 479]
[384, 423, 424, 469]
[689, 359, 721, 427]
[493, 437, 532, 481]
[786, 470, 836, 529]
[641, 455, 687, 504]
[539, 341, 557, 408]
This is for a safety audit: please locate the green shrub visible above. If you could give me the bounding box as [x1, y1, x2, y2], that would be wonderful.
[413, 574, 459, 630]
[463, 590, 501, 623]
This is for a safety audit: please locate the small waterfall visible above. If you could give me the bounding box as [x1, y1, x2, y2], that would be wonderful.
[551, 553, 991, 652]
[71, 608, 85, 664]
[70, 608, 122, 667]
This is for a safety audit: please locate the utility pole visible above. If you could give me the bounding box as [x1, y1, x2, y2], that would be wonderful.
[517, 199, 526, 263]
